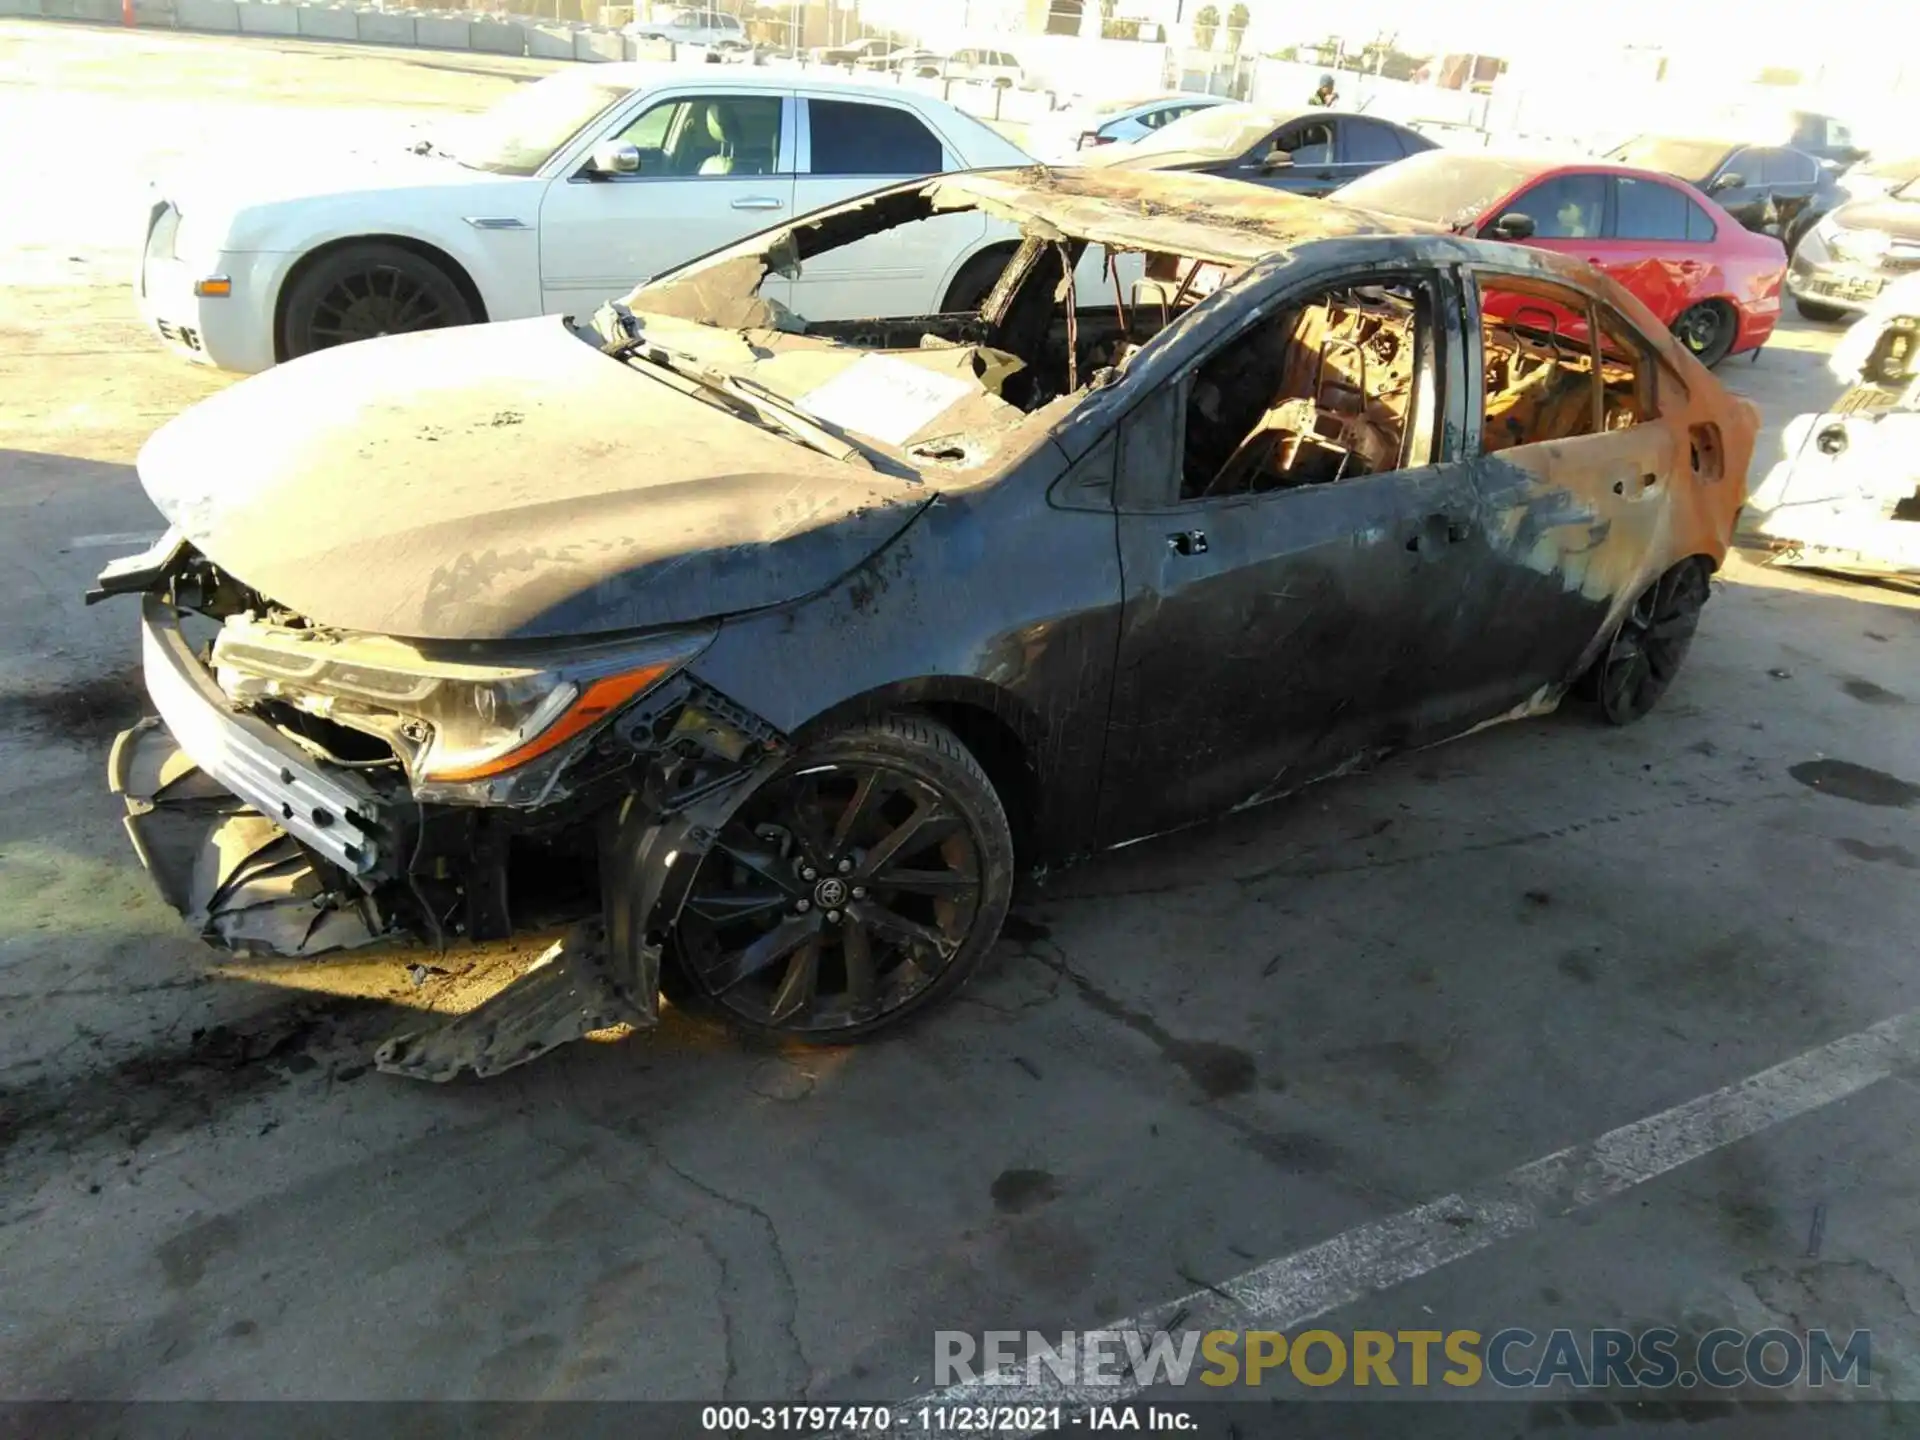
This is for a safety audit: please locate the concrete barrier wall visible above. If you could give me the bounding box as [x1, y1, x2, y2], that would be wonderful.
[295, 4, 357, 39]
[413, 14, 469, 49]
[175, 0, 238, 28]
[355, 8, 412, 44]
[40, 0, 120, 20]
[235, 0, 299, 33]
[574, 27, 621, 62]
[467, 16, 522, 54]
[521, 21, 571, 59]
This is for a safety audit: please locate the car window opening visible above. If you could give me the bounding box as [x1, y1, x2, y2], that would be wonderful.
[1477, 278, 1644, 454]
[1180, 278, 1428, 500]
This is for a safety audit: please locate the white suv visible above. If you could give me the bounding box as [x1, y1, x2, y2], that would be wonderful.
[624, 8, 750, 51]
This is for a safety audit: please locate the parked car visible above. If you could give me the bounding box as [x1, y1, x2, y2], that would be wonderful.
[1340, 150, 1786, 366]
[1743, 273, 1919, 575]
[1604, 135, 1843, 254]
[809, 36, 896, 68]
[1023, 93, 1230, 163]
[1787, 173, 1920, 321]
[97, 168, 1753, 1074]
[1089, 103, 1437, 196]
[942, 48, 1026, 89]
[1841, 152, 1920, 204]
[623, 7, 750, 50]
[1405, 118, 1493, 149]
[859, 46, 946, 78]
[134, 65, 1030, 373]
[1782, 108, 1867, 169]
[1079, 93, 1232, 152]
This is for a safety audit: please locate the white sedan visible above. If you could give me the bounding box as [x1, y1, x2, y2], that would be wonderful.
[137, 65, 1031, 373]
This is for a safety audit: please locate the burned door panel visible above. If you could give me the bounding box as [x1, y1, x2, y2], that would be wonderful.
[1096, 271, 1485, 845]
[1450, 272, 1684, 716]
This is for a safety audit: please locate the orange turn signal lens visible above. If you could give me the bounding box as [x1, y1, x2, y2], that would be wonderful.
[193, 276, 232, 297]
[426, 662, 672, 782]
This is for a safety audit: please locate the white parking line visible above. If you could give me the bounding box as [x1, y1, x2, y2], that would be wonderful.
[886, 1007, 1920, 1419]
[68, 532, 160, 550]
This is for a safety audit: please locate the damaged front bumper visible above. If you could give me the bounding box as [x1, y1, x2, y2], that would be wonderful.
[106, 592, 790, 1080]
[111, 597, 396, 953]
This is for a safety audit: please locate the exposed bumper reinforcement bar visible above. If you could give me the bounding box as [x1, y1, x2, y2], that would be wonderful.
[134, 595, 390, 880]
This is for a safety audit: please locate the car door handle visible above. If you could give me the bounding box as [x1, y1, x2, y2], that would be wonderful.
[731, 196, 784, 211]
[1167, 529, 1208, 556]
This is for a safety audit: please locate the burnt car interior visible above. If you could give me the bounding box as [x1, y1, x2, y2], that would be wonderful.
[1477, 276, 1651, 452]
[1179, 276, 1432, 497]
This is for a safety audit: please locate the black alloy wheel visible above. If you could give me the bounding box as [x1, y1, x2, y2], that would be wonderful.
[1671, 301, 1735, 368]
[671, 716, 1013, 1039]
[1588, 561, 1711, 725]
[282, 242, 473, 359]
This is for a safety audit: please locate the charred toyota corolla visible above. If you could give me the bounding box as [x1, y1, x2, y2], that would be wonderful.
[95, 169, 1756, 1079]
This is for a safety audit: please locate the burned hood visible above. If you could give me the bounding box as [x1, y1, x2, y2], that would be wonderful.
[136, 317, 933, 642]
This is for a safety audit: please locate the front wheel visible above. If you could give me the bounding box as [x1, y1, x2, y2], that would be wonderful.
[1671, 300, 1736, 368]
[1794, 296, 1849, 324]
[280, 242, 474, 360]
[667, 714, 1014, 1041]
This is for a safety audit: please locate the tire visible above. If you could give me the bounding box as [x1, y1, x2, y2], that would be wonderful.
[1794, 296, 1849, 324]
[280, 242, 474, 361]
[1579, 560, 1711, 725]
[1670, 300, 1736, 368]
[940, 245, 1018, 314]
[666, 713, 1014, 1042]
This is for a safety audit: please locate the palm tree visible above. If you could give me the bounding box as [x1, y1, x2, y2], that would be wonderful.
[1193, 2, 1218, 49]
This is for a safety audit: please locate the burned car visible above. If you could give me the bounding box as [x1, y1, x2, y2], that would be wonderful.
[95, 168, 1756, 1078]
[1743, 274, 1920, 577]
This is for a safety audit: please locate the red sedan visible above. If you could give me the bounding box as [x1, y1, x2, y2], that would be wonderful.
[1338, 151, 1786, 366]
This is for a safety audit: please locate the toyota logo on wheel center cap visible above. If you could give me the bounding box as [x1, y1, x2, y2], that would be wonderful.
[814, 877, 849, 909]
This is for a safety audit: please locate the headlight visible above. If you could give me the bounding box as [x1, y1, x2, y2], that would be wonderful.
[212, 621, 713, 788]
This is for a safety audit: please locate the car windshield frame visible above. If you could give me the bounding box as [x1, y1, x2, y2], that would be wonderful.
[1335, 151, 1539, 230]
[1605, 136, 1732, 183]
[443, 72, 635, 177]
[1121, 104, 1283, 161]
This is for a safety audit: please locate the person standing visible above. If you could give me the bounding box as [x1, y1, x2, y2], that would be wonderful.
[1309, 72, 1339, 107]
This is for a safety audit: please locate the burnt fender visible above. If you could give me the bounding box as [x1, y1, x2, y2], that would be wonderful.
[602, 750, 791, 1017]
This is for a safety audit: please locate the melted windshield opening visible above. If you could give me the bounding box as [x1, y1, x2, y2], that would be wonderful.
[589, 182, 1244, 471]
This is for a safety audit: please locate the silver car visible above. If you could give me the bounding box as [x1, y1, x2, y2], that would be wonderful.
[1073, 93, 1231, 151]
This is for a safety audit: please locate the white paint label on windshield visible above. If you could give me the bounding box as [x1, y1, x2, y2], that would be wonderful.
[799, 354, 975, 446]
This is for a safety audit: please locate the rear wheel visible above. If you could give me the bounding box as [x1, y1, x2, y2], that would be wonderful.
[1671, 300, 1736, 368]
[1794, 296, 1849, 324]
[281, 242, 473, 360]
[668, 714, 1014, 1041]
[940, 245, 1018, 313]
[1581, 561, 1712, 725]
